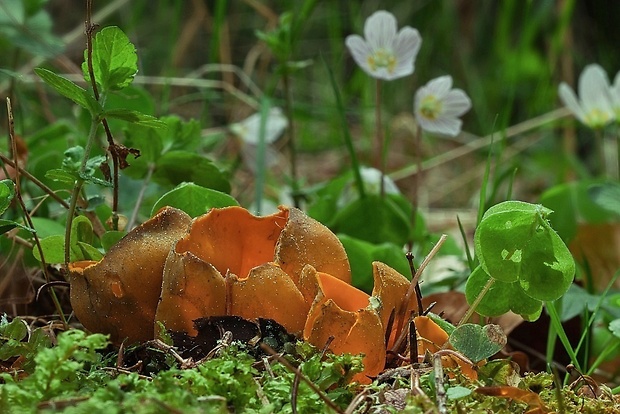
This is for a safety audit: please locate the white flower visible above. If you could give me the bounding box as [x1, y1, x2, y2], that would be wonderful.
[338, 166, 400, 207]
[345, 10, 422, 81]
[230, 107, 288, 145]
[414, 75, 471, 136]
[558, 64, 615, 129]
[230, 108, 288, 172]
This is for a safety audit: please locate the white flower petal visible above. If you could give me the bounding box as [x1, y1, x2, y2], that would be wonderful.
[414, 76, 470, 136]
[425, 75, 453, 98]
[579, 64, 613, 116]
[364, 11, 398, 50]
[345, 35, 372, 73]
[558, 82, 586, 122]
[231, 108, 288, 145]
[391, 27, 422, 78]
[442, 89, 472, 117]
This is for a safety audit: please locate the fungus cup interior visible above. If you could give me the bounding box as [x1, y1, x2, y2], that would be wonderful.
[174, 206, 288, 279]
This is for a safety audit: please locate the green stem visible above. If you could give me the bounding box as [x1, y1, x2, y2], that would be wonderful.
[375, 79, 384, 196]
[322, 56, 365, 198]
[458, 276, 495, 326]
[63, 117, 100, 268]
[594, 128, 606, 177]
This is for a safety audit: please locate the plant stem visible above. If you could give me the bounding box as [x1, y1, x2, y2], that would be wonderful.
[594, 128, 606, 177]
[458, 276, 495, 326]
[64, 118, 100, 268]
[374, 79, 385, 196]
[6, 97, 68, 327]
[323, 56, 365, 198]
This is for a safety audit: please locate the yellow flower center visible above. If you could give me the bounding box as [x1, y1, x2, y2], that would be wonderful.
[419, 95, 442, 120]
[367, 49, 397, 73]
[584, 108, 612, 129]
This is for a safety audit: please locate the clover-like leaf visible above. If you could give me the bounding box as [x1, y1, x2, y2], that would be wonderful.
[449, 323, 506, 363]
[465, 265, 543, 321]
[82, 26, 138, 92]
[475, 201, 574, 301]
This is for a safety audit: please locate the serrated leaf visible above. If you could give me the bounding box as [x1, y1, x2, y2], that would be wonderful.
[0, 179, 15, 215]
[151, 182, 238, 218]
[609, 319, 620, 338]
[0, 219, 35, 235]
[102, 109, 167, 129]
[449, 323, 506, 363]
[45, 168, 77, 184]
[34, 68, 101, 114]
[83, 26, 137, 92]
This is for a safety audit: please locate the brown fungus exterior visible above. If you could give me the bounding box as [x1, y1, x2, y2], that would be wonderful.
[68, 207, 192, 343]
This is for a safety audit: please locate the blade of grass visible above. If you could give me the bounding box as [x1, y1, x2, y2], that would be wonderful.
[322, 55, 365, 198]
[457, 215, 475, 271]
[546, 300, 581, 372]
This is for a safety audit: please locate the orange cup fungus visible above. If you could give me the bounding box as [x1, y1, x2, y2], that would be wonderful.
[69, 205, 419, 382]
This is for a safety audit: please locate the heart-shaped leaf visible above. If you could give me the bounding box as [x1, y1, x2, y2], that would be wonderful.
[449, 323, 506, 363]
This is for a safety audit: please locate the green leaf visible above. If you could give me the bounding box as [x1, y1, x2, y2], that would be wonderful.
[32, 216, 101, 263]
[475, 201, 574, 301]
[0, 0, 64, 58]
[34, 68, 101, 114]
[609, 319, 620, 338]
[540, 180, 616, 242]
[465, 265, 543, 321]
[45, 168, 76, 184]
[331, 194, 411, 246]
[0, 179, 15, 215]
[446, 386, 472, 400]
[589, 181, 620, 216]
[101, 231, 126, 252]
[33, 234, 65, 263]
[102, 109, 167, 129]
[151, 182, 238, 218]
[449, 323, 506, 363]
[0, 219, 35, 235]
[153, 151, 230, 193]
[76, 241, 104, 261]
[426, 313, 456, 336]
[83, 26, 138, 92]
[338, 235, 375, 293]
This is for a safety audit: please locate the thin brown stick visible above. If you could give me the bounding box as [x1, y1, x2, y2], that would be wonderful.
[0, 154, 70, 209]
[6, 97, 67, 327]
